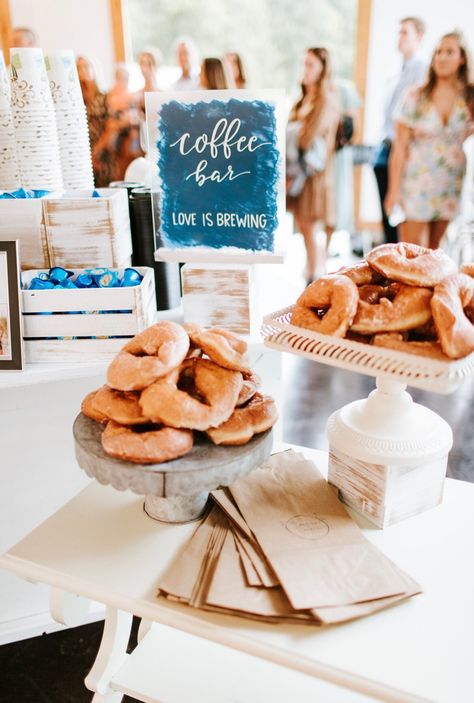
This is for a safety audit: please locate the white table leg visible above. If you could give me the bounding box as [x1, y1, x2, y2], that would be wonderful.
[137, 617, 153, 643]
[85, 606, 133, 700]
[49, 587, 91, 626]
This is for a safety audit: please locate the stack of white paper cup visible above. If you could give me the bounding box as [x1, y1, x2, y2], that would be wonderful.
[0, 52, 20, 191]
[45, 50, 94, 189]
[10, 47, 63, 191]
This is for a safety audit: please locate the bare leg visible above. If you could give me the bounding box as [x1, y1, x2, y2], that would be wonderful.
[298, 218, 326, 281]
[399, 221, 428, 246]
[325, 224, 335, 251]
[428, 220, 449, 249]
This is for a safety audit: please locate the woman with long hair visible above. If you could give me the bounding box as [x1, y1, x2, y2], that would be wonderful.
[385, 31, 474, 249]
[199, 57, 232, 90]
[286, 47, 340, 283]
[225, 52, 246, 88]
[106, 64, 143, 181]
[77, 55, 113, 187]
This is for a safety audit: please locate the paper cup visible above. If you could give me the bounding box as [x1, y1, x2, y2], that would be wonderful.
[10, 47, 53, 109]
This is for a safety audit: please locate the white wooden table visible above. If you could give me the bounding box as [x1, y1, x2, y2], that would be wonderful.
[1, 447, 473, 703]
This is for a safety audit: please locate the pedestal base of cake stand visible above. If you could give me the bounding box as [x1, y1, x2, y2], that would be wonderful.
[327, 375, 453, 460]
[73, 413, 273, 524]
[144, 492, 209, 523]
[326, 376, 454, 527]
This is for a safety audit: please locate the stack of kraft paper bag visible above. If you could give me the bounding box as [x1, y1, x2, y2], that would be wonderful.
[158, 450, 421, 625]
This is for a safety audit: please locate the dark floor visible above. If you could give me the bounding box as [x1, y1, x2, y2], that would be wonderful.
[1, 360, 473, 702]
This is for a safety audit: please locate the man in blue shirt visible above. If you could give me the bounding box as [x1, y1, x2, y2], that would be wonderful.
[373, 17, 427, 244]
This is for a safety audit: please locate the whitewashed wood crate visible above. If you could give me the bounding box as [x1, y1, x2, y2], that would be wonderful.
[43, 189, 133, 269]
[21, 267, 156, 362]
[181, 263, 259, 336]
[0, 195, 52, 270]
[327, 447, 448, 528]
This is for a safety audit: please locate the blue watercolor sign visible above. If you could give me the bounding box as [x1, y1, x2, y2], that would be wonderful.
[146, 90, 284, 258]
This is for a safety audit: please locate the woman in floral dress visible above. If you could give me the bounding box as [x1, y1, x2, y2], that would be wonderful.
[386, 32, 474, 249]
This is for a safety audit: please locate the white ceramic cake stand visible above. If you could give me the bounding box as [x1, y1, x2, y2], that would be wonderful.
[73, 413, 273, 524]
[262, 305, 474, 526]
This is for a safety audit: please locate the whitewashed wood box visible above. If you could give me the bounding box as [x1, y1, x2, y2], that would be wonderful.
[43, 189, 133, 270]
[0, 196, 53, 270]
[181, 263, 259, 336]
[21, 267, 156, 362]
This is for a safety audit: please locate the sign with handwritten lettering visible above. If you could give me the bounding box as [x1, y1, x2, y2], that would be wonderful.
[145, 90, 284, 261]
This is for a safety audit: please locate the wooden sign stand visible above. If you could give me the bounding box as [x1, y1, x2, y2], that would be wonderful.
[180, 260, 260, 338]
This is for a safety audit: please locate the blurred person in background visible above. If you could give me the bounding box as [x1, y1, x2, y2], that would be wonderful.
[373, 16, 427, 245]
[199, 58, 232, 90]
[386, 31, 474, 250]
[10, 26, 38, 48]
[77, 55, 113, 187]
[333, 78, 362, 245]
[286, 47, 340, 283]
[225, 52, 246, 88]
[105, 63, 143, 181]
[172, 36, 200, 90]
[137, 49, 161, 109]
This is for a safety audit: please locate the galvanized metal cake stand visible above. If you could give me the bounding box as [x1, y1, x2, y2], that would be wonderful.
[261, 305, 474, 527]
[73, 413, 273, 524]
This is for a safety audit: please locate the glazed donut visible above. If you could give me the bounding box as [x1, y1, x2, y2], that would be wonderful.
[460, 263, 474, 278]
[237, 371, 261, 407]
[81, 390, 109, 424]
[91, 385, 148, 426]
[206, 393, 278, 446]
[351, 283, 433, 334]
[373, 333, 449, 361]
[367, 243, 456, 287]
[107, 321, 189, 391]
[185, 324, 250, 372]
[358, 284, 388, 304]
[290, 275, 359, 337]
[139, 358, 243, 430]
[334, 261, 384, 286]
[101, 420, 193, 464]
[431, 273, 474, 358]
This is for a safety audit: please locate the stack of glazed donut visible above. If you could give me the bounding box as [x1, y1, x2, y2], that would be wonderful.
[291, 243, 474, 361]
[81, 321, 278, 464]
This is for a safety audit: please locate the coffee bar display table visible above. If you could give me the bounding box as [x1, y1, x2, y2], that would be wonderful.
[1, 445, 473, 703]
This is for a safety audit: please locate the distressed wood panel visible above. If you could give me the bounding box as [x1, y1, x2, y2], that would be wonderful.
[181, 264, 259, 336]
[43, 189, 133, 268]
[24, 338, 127, 363]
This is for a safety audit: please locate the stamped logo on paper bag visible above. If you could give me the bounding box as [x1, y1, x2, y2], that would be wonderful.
[285, 514, 329, 540]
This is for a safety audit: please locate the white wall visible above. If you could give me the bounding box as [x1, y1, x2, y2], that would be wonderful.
[362, 0, 474, 221]
[9, 0, 116, 88]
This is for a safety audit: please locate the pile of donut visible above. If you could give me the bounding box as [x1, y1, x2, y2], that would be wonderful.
[291, 243, 474, 360]
[81, 322, 278, 464]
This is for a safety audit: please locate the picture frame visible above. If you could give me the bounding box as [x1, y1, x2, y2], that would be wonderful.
[0, 240, 24, 370]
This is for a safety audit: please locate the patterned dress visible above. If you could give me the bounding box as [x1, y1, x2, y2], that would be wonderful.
[395, 88, 470, 221]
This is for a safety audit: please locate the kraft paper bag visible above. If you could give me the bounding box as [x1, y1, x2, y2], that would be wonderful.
[159, 506, 223, 602]
[205, 528, 313, 622]
[205, 512, 419, 625]
[232, 531, 262, 586]
[212, 488, 279, 587]
[230, 458, 410, 609]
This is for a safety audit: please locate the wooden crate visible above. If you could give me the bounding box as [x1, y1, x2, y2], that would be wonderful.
[0, 197, 51, 270]
[21, 267, 156, 362]
[43, 189, 133, 269]
[181, 263, 259, 336]
[328, 447, 447, 528]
